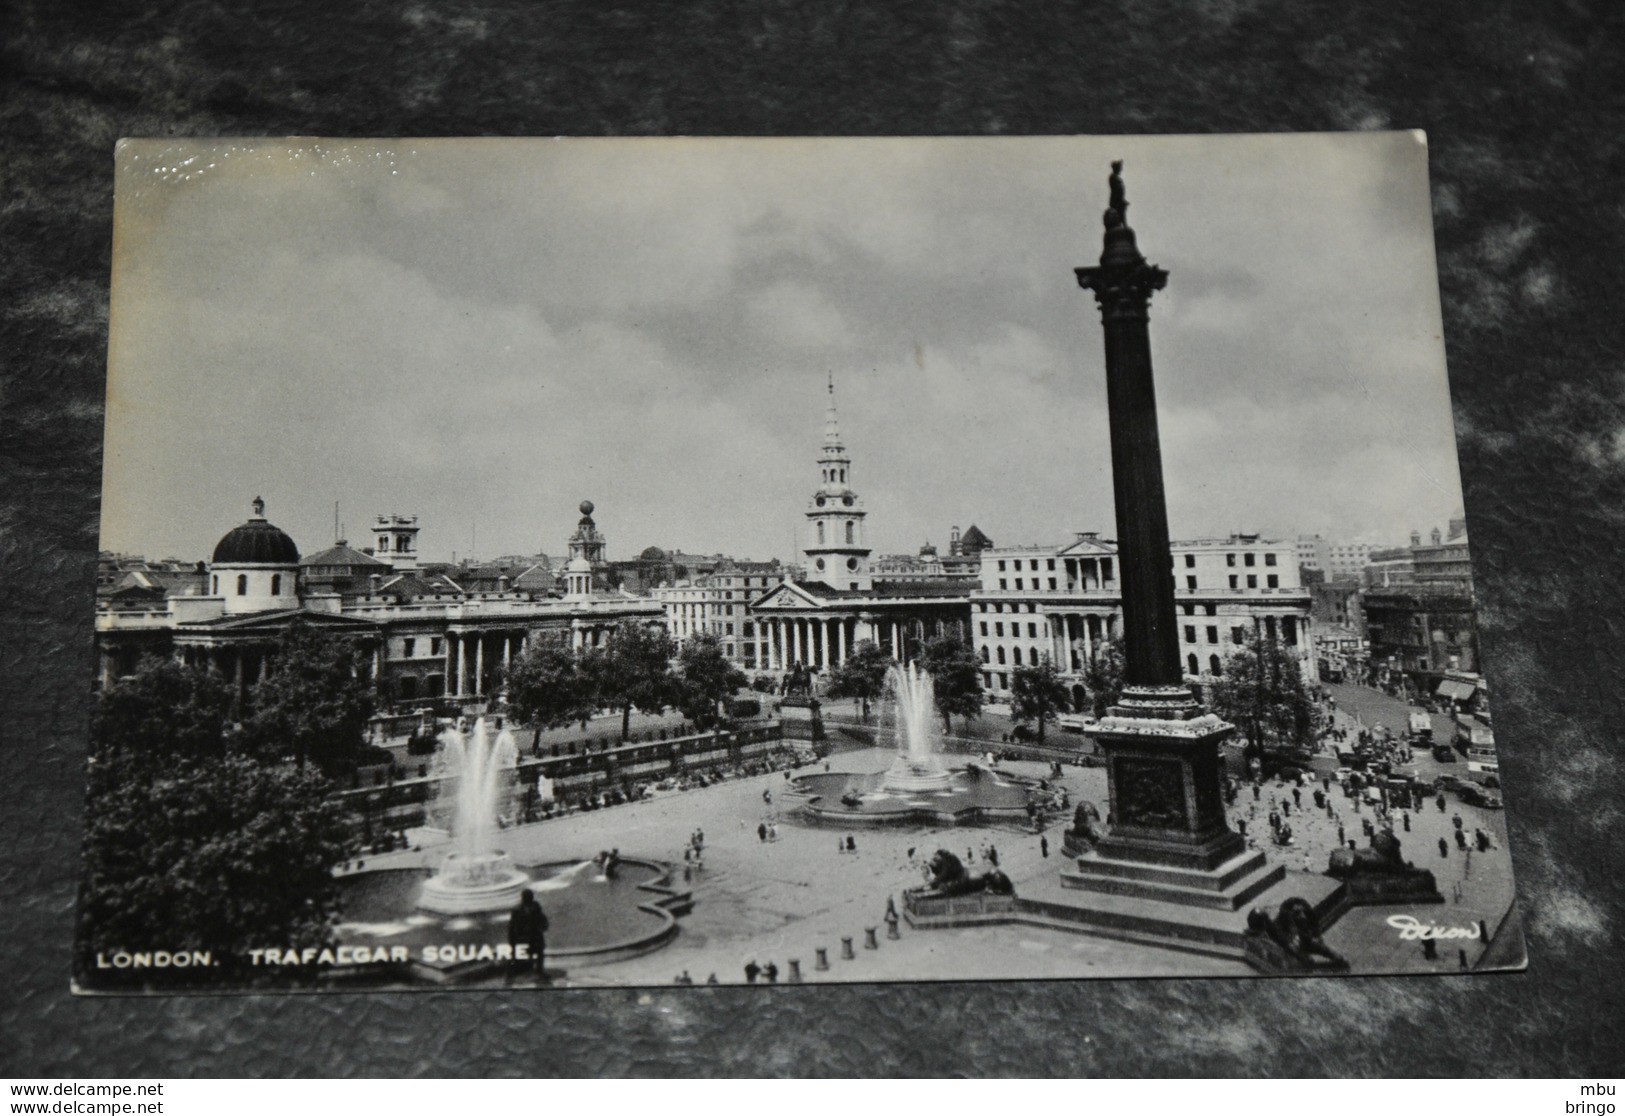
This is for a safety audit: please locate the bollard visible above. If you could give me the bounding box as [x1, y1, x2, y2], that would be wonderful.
[886, 917, 900, 940]
[815, 947, 829, 971]
[841, 936, 855, 960]
[788, 959, 803, 983]
[864, 927, 879, 950]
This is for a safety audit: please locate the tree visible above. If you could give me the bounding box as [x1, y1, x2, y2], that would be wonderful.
[1209, 632, 1323, 757]
[92, 656, 234, 761]
[242, 621, 376, 775]
[826, 640, 890, 722]
[676, 634, 747, 731]
[504, 639, 595, 748]
[1009, 655, 1071, 745]
[595, 621, 680, 742]
[1080, 638, 1125, 719]
[77, 750, 360, 985]
[920, 635, 984, 735]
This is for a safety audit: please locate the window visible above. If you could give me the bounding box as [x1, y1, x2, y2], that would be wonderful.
[1184, 625, 1196, 643]
[1101, 559, 1113, 581]
[1028, 623, 1038, 638]
[1204, 604, 1216, 616]
[817, 522, 825, 545]
[980, 621, 988, 636]
[1267, 574, 1279, 589]
[996, 647, 1006, 664]
[1265, 616, 1278, 641]
[1210, 654, 1222, 675]
[1188, 654, 1200, 675]
[1012, 647, 1023, 666]
[1226, 554, 1236, 567]
[1185, 575, 1197, 590]
[998, 673, 1007, 689]
[725, 623, 734, 635]
[1207, 626, 1219, 644]
[984, 672, 993, 688]
[1047, 577, 1056, 590]
[1184, 554, 1195, 568]
[236, 574, 247, 596]
[999, 579, 1007, 590]
[980, 646, 990, 663]
[270, 573, 282, 595]
[1284, 617, 1298, 645]
[1182, 603, 1194, 615]
[1265, 553, 1277, 567]
[1244, 553, 1256, 567]
[1228, 575, 1239, 589]
[845, 521, 855, 544]
[1047, 560, 1055, 571]
[431, 638, 443, 655]
[995, 622, 1004, 637]
[403, 637, 416, 657]
[1233, 626, 1247, 644]
[998, 560, 1006, 571]
[211, 576, 219, 595]
[1247, 575, 1258, 589]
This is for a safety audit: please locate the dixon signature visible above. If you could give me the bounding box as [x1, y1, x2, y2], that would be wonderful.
[1386, 914, 1481, 941]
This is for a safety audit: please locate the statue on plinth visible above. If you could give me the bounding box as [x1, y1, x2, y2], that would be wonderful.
[1325, 827, 1443, 905]
[908, 849, 1015, 899]
[1245, 897, 1349, 971]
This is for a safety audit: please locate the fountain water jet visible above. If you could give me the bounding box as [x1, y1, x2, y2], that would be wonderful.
[417, 718, 532, 914]
[881, 662, 953, 792]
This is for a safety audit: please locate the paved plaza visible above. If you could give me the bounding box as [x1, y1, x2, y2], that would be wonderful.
[362, 684, 1519, 987]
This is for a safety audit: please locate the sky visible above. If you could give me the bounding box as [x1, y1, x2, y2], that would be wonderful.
[101, 133, 1465, 566]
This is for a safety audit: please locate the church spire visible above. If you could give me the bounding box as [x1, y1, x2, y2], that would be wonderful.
[823, 371, 843, 453]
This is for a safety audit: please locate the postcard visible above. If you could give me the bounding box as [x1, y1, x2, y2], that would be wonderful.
[79, 133, 1522, 992]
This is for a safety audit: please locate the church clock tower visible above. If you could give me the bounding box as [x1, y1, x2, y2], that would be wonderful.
[803, 376, 871, 591]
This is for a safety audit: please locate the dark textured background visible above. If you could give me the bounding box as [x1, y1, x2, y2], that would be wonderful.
[3, 0, 1623, 1078]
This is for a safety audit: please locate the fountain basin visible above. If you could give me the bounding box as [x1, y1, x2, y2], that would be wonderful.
[881, 757, 954, 793]
[417, 852, 531, 914]
[789, 765, 1038, 827]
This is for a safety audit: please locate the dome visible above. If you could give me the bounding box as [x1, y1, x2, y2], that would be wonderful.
[212, 497, 300, 565]
[567, 556, 593, 573]
[640, 545, 668, 561]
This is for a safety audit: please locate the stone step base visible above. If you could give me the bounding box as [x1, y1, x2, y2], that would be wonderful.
[1060, 848, 1286, 911]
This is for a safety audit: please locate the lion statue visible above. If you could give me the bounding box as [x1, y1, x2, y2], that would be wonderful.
[908, 849, 1015, 899]
[1327, 827, 1410, 878]
[1246, 897, 1348, 970]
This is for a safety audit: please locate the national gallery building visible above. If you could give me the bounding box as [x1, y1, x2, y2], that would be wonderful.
[94, 498, 663, 710]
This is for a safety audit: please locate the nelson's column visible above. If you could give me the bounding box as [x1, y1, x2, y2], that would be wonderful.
[1060, 163, 1289, 918]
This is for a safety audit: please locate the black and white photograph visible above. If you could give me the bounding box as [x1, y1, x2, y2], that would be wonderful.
[79, 132, 1523, 993]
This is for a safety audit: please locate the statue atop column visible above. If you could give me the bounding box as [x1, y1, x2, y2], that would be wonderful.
[1105, 159, 1127, 227]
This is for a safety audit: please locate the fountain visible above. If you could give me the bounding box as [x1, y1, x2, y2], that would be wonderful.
[881, 662, 953, 792]
[417, 718, 532, 914]
[787, 661, 1040, 826]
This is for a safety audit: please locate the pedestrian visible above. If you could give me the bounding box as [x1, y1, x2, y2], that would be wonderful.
[1282, 801, 1291, 819]
[846, 835, 856, 852]
[758, 822, 768, 843]
[1292, 788, 1302, 807]
[1437, 793, 1447, 813]
[507, 888, 550, 981]
[763, 961, 779, 984]
[1452, 813, 1463, 832]
[1040, 836, 1050, 858]
[1438, 837, 1449, 858]
[1253, 784, 1261, 801]
[1455, 828, 1468, 851]
[1237, 818, 1247, 838]
[1402, 811, 1411, 832]
[706, 973, 719, 985]
[744, 960, 761, 984]
[987, 845, 999, 867]
[1337, 824, 1345, 845]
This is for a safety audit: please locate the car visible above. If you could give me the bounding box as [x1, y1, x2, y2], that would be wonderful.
[1458, 784, 1504, 809]
[1433, 773, 1469, 795]
[1431, 744, 1457, 763]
